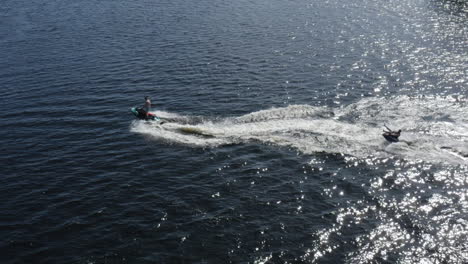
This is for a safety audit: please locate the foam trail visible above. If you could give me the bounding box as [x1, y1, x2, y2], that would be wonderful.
[130, 97, 468, 165]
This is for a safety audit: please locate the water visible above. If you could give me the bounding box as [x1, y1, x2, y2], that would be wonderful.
[1, 0, 467, 263]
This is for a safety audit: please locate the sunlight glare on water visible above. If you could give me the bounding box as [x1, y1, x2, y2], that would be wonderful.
[1, 0, 467, 263]
[131, 96, 468, 262]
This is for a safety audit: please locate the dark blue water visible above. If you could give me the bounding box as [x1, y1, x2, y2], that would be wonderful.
[1, 0, 467, 263]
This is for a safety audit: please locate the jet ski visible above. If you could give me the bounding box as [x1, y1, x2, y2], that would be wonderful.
[131, 107, 160, 121]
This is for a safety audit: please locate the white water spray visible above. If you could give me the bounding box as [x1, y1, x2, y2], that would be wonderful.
[131, 97, 468, 165]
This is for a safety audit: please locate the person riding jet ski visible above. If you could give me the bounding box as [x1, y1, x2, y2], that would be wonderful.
[134, 96, 154, 120]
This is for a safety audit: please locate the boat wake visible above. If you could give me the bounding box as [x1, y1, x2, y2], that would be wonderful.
[130, 96, 468, 165]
